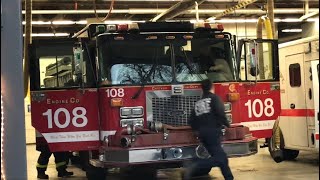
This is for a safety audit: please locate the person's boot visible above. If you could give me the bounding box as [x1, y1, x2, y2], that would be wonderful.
[57, 169, 74, 177]
[37, 168, 49, 179]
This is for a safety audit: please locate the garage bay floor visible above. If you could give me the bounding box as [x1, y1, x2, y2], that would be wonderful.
[26, 142, 319, 180]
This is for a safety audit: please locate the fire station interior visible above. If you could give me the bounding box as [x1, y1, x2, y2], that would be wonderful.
[1, 0, 319, 179]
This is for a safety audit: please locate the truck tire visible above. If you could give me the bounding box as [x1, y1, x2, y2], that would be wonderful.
[86, 165, 106, 180]
[192, 167, 212, 176]
[268, 137, 284, 163]
[283, 149, 299, 160]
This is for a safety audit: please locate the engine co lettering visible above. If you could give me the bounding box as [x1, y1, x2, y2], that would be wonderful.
[247, 90, 270, 96]
[46, 98, 80, 104]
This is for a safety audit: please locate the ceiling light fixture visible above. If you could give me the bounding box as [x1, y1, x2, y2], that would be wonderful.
[75, 20, 88, 25]
[23, 33, 70, 37]
[281, 29, 302, 33]
[22, 21, 51, 25]
[211, 19, 258, 23]
[21, 18, 319, 26]
[22, 8, 318, 15]
[104, 20, 146, 24]
[307, 18, 319, 22]
[52, 21, 75, 25]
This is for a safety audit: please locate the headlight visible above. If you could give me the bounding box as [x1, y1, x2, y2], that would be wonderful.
[195, 144, 211, 159]
[170, 148, 183, 158]
[120, 118, 144, 127]
[120, 106, 144, 118]
[224, 102, 232, 112]
[132, 108, 143, 116]
[120, 108, 132, 117]
[226, 113, 232, 124]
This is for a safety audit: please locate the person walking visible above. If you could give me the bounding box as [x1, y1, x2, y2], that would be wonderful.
[36, 132, 74, 179]
[185, 79, 234, 180]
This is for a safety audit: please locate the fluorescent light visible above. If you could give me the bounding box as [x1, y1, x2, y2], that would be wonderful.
[75, 20, 88, 25]
[189, 19, 205, 23]
[23, 33, 70, 37]
[275, 18, 302, 22]
[22, 21, 51, 25]
[104, 20, 146, 24]
[212, 19, 258, 23]
[22, 20, 88, 25]
[52, 21, 75, 25]
[307, 18, 319, 22]
[281, 29, 302, 33]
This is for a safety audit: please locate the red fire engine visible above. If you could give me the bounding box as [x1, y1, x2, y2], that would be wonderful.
[29, 22, 280, 178]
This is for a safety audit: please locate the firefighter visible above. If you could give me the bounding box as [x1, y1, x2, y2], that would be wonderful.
[36, 141, 74, 179]
[206, 47, 233, 81]
[185, 79, 234, 180]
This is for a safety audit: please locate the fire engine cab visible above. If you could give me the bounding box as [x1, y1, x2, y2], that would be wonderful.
[29, 22, 280, 178]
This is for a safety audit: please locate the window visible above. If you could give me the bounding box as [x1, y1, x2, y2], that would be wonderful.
[39, 56, 75, 88]
[239, 41, 278, 81]
[289, 63, 301, 87]
[98, 36, 235, 85]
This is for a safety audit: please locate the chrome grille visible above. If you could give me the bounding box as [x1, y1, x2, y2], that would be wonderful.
[152, 96, 201, 126]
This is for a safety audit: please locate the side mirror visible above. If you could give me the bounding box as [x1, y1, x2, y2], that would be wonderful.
[249, 42, 259, 76]
[73, 45, 83, 83]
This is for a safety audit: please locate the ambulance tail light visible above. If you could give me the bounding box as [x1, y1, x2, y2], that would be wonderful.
[111, 98, 123, 107]
[227, 92, 240, 102]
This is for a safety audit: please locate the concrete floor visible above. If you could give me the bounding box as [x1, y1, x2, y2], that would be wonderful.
[26, 143, 319, 180]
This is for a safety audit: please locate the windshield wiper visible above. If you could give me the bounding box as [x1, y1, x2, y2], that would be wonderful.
[181, 47, 203, 81]
[131, 49, 159, 99]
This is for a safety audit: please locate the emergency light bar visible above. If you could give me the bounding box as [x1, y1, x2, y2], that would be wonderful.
[73, 22, 225, 39]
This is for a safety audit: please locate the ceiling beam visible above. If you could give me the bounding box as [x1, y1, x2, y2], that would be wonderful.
[206, 0, 257, 20]
[151, 0, 206, 21]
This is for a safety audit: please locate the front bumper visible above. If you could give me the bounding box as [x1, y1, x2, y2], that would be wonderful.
[90, 137, 258, 168]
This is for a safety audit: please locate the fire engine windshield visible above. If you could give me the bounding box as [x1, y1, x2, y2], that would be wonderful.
[98, 35, 235, 85]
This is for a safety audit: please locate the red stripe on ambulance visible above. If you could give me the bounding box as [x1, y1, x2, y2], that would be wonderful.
[280, 109, 315, 117]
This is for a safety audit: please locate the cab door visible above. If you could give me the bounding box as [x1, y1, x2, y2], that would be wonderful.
[29, 39, 100, 152]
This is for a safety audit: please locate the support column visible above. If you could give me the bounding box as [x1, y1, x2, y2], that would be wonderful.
[1, 0, 28, 179]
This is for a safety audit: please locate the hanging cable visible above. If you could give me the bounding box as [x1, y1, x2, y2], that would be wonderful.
[93, 0, 115, 22]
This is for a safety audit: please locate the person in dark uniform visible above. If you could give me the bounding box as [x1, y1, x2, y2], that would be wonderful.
[36, 135, 74, 179]
[185, 79, 234, 180]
